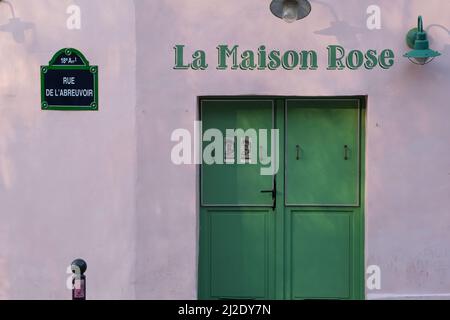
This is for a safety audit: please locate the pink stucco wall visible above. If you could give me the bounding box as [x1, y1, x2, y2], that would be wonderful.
[0, 0, 449, 299]
[0, 0, 137, 299]
[135, 0, 450, 300]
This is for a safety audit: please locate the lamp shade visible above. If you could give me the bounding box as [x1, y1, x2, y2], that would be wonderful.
[270, 0, 312, 22]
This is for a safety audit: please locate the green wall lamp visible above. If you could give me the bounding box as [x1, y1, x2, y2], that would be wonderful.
[404, 16, 441, 65]
[270, 0, 312, 23]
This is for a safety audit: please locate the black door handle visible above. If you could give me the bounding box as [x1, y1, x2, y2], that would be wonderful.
[260, 176, 277, 210]
[260, 189, 275, 196]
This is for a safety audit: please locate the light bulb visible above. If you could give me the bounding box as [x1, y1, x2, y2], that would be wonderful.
[282, 1, 299, 23]
[413, 58, 429, 65]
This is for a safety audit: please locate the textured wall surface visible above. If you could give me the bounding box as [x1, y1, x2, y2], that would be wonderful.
[134, 0, 450, 300]
[0, 0, 449, 299]
[0, 0, 136, 299]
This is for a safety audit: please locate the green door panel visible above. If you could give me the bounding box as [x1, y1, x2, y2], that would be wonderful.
[286, 99, 360, 206]
[201, 100, 274, 206]
[205, 209, 274, 299]
[290, 210, 352, 299]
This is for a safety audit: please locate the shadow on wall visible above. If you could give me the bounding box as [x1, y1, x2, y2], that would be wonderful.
[427, 24, 450, 72]
[0, 1, 35, 191]
[0, 0, 34, 43]
[311, 0, 369, 47]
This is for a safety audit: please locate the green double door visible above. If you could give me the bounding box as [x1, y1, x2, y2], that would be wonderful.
[198, 97, 365, 300]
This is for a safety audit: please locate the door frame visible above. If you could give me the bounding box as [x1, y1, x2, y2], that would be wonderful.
[197, 95, 367, 300]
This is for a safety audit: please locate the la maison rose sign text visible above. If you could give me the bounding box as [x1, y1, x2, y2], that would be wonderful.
[41, 48, 98, 111]
[173, 45, 395, 71]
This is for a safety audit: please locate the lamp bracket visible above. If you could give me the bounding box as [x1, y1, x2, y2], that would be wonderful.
[406, 16, 426, 49]
[406, 28, 419, 49]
